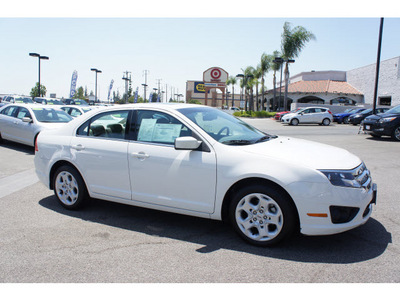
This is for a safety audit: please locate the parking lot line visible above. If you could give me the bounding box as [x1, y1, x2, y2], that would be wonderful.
[0, 168, 39, 199]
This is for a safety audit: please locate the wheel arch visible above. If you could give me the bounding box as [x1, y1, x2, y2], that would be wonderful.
[49, 160, 86, 191]
[221, 177, 300, 227]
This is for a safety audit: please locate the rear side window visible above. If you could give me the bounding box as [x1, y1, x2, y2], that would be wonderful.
[1, 106, 18, 117]
[77, 110, 130, 140]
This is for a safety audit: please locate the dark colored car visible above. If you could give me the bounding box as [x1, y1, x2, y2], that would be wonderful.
[363, 105, 400, 141]
[333, 108, 366, 124]
[348, 107, 390, 125]
[63, 98, 89, 106]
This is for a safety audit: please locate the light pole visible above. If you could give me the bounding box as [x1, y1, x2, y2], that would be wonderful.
[142, 84, 148, 102]
[90, 68, 102, 103]
[29, 53, 49, 99]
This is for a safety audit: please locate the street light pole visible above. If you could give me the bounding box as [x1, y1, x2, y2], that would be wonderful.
[29, 53, 49, 99]
[90, 68, 102, 103]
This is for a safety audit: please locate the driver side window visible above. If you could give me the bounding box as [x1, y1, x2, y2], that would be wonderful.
[134, 110, 192, 145]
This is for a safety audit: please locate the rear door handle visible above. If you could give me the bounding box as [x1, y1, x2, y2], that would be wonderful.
[71, 144, 85, 151]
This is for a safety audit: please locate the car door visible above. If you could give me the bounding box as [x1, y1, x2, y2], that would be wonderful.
[127, 109, 217, 214]
[11, 107, 36, 145]
[0, 105, 19, 141]
[299, 108, 314, 123]
[313, 108, 325, 123]
[70, 109, 132, 200]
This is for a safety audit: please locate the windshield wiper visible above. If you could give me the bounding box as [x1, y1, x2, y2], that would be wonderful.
[254, 135, 277, 143]
[222, 139, 253, 145]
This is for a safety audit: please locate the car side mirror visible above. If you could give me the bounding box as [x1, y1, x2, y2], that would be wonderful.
[174, 136, 202, 150]
[22, 117, 33, 123]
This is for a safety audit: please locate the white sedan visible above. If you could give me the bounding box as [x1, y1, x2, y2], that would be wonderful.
[0, 103, 73, 147]
[60, 105, 95, 118]
[281, 107, 333, 126]
[34, 104, 376, 246]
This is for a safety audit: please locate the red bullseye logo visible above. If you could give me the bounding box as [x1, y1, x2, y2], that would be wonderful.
[211, 68, 221, 80]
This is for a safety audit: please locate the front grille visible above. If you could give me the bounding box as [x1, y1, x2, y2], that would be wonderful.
[353, 163, 372, 191]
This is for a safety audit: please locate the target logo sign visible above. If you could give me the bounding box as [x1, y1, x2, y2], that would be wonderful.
[211, 68, 222, 80]
[203, 67, 228, 83]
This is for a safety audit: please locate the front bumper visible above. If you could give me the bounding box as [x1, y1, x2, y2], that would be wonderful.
[363, 121, 393, 136]
[288, 180, 377, 236]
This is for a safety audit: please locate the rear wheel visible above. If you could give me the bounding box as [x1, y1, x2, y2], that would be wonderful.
[392, 126, 400, 141]
[53, 165, 88, 210]
[229, 184, 298, 246]
[322, 118, 331, 126]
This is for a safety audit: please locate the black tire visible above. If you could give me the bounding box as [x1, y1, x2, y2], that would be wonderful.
[53, 165, 88, 210]
[322, 118, 331, 126]
[343, 117, 349, 124]
[0, 132, 3, 144]
[391, 126, 400, 141]
[370, 133, 381, 139]
[229, 184, 298, 246]
[290, 118, 299, 126]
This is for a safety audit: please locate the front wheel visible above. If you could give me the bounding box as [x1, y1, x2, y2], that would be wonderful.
[229, 185, 298, 246]
[290, 118, 299, 126]
[53, 165, 88, 210]
[392, 126, 400, 141]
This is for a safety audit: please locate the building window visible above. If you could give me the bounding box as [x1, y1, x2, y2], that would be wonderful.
[379, 96, 392, 106]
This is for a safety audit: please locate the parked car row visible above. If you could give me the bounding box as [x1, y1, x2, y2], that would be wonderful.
[0, 95, 90, 108]
[333, 107, 390, 125]
[363, 105, 400, 141]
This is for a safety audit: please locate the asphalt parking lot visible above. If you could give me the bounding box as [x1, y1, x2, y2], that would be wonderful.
[0, 118, 399, 283]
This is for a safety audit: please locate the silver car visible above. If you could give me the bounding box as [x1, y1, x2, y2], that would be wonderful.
[281, 107, 333, 126]
[0, 103, 73, 147]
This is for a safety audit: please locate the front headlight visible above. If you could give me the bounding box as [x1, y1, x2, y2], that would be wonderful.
[319, 163, 370, 189]
[379, 117, 396, 123]
[320, 170, 361, 188]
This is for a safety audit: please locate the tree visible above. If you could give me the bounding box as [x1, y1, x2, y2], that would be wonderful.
[253, 66, 262, 111]
[281, 22, 315, 110]
[30, 82, 47, 98]
[259, 53, 271, 111]
[73, 86, 86, 100]
[226, 76, 237, 108]
[243, 66, 255, 112]
[271, 50, 282, 111]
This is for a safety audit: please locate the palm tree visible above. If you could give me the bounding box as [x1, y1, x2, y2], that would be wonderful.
[271, 50, 281, 111]
[243, 66, 255, 111]
[253, 66, 262, 111]
[259, 53, 271, 111]
[281, 22, 315, 110]
[226, 76, 237, 108]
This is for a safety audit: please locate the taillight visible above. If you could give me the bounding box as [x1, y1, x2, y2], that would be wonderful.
[328, 110, 332, 115]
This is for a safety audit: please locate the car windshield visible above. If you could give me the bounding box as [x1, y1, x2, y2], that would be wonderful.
[47, 99, 63, 105]
[178, 107, 276, 145]
[74, 100, 89, 106]
[15, 97, 33, 104]
[32, 107, 73, 123]
[360, 109, 372, 114]
[385, 105, 400, 114]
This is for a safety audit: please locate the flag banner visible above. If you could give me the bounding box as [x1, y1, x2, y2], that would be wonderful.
[69, 70, 78, 98]
[149, 92, 153, 103]
[107, 79, 114, 102]
[134, 87, 139, 103]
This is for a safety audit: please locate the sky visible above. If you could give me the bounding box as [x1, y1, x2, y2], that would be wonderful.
[1, 1, 399, 102]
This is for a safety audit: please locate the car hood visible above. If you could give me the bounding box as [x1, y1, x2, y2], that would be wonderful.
[240, 136, 361, 170]
[282, 113, 296, 119]
[366, 113, 399, 121]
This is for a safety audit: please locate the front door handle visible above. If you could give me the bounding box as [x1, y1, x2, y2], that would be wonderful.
[71, 144, 85, 151]
[131, 152, 149, 160]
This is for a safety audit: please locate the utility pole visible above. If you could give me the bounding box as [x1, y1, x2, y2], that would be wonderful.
[156, 79, 162, 102]
[122, 71, 131, 103]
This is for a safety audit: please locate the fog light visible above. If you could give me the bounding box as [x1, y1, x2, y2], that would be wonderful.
[329, 206, 359, 224]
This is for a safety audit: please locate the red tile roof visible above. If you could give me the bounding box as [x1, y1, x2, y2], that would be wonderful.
[275, 80, 363, 95]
